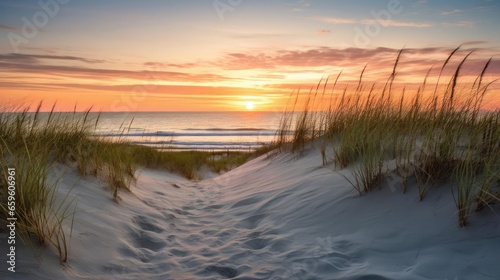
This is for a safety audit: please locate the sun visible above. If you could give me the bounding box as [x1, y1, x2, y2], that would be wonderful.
[245, 102, 255, 110]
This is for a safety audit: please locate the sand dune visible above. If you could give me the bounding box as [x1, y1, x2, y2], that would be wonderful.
[1, 146, 500, 279]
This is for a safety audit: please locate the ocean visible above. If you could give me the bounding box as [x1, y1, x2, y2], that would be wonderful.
[93, 111, 285, 151]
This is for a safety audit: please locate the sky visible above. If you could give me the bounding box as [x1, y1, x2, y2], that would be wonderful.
[1, 0, 500, 112]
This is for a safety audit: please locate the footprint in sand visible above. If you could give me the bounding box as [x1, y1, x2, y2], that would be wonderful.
[204, 265, 239, 278]
[132, 215, 164, 234]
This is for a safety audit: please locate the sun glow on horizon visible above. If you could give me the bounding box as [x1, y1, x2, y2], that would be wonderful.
[246, 102, 255, 110]
[1, 1, 499, 112]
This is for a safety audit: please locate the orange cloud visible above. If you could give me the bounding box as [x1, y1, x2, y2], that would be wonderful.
[2, 46, 499, 112]
[315, 29, 331, 35]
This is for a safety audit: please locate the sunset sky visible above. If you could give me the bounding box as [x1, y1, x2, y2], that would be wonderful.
[1, 0, 500, 111]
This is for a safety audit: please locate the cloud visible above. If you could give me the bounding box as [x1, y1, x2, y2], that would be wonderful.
[321, 16, 477, 28]
[0, 53, 105, 64]
[2, 46, 498, 99]
[462, 41, 488, 46]
[289, 0, 311, 12]
[213, 46, 500, 85]
[0, 59, 234, 83]
[19, 46, 66, 54]
[320, 17, 434, 28]
[441, 21, 475, 27]
[217, 46, 460, 70]
[0, 53, 38, 64]
[368, 19, 433, 27]
[143, 62, 197, 69]
[250, 74, 287, 79]
[0, 25, 16, 30]
[0, 82, 280, 101]
[320, 17, 357, 24]
[441, 9, 461, 16]
[315, 29, 331, 35]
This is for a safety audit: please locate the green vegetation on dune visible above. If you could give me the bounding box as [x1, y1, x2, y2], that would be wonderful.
[0, 107, 90, 263]
[118, 144, 263, 180]
[275, 46, 500, 227]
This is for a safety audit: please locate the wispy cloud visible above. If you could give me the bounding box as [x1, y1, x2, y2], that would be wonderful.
[289, 0, 311, 12]
[0, 25, 16, 30]
[320, 17, 357, 24]
[320, 17, 434, 28]
[370, 19, 433, 27]
[441, 9, 461, 16]
[217, 47, 452, 70]
[3, 48, 496, 83]
[0, 53, 106, 64]
[215, 46, 500, 82]
[321, 16, 477, 28]
[462, 40, 488, 46]
[441, 21, 475, 27]
[0, 56, 234, 84]
[315, 29, 331, 35]
[143, 62, 197, 69]
[250, 74, 287, 79]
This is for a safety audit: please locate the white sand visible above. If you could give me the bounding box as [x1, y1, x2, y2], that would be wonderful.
[1, 146, 500, 279]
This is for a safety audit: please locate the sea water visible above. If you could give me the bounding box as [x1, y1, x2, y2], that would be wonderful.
[94, 111, 285, 151]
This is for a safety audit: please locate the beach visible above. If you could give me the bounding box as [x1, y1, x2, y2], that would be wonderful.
[1, 142, 499, 279]
[2, 1, 500, 277]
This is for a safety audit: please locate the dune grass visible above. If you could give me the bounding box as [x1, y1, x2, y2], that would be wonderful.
[128, 145, 264, 180]
[0, 106, 87, 263]
[275, 46, 500, 227]
[0, 104, 270, 262]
